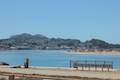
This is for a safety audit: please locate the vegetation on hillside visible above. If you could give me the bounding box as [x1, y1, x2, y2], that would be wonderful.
[0, 33, 120, 51]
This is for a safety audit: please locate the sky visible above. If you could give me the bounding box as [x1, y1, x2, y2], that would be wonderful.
[0, 0, 120, 43]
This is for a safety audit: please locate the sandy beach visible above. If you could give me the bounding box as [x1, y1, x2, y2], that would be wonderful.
[67, 50, 120, 55]
[0, 66, 120, 80]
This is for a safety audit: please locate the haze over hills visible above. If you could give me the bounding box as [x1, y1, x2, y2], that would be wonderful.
[0, 33, 120, 51]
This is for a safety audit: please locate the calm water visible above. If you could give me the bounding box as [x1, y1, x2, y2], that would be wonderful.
[0, 50, 120, 69]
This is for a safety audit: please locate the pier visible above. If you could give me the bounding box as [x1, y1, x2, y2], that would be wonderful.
[70, 59, 113, 71]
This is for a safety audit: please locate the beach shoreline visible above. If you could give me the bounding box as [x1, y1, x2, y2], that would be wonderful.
[0, 65, 120, 80]
[67, 50, 120, 55]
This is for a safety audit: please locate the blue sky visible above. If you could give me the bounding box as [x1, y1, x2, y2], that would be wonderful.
[0, 0, 120, 43]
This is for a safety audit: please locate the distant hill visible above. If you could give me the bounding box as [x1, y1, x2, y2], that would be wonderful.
[0, 33, 120, 51]
[84, 39, 120, 49]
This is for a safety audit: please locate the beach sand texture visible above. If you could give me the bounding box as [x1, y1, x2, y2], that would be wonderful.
[0, 66, 120, 80]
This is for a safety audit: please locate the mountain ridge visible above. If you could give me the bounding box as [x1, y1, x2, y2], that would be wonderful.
[0, 33, 120, 51]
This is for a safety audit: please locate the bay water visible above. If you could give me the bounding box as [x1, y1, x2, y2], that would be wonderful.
[0, 50, 120, 69]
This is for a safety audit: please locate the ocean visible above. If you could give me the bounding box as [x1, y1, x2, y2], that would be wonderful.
[0, 50, 120, 69]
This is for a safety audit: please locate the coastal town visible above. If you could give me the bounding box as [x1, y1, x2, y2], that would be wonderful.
[0, 33, 120, 53]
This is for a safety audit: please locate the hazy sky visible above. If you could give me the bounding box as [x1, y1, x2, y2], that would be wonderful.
[0, 0, 120, 43]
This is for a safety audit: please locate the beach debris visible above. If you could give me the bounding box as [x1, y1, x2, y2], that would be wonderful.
[11, 65, 21, 68]
[0, 62, 9, 66]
